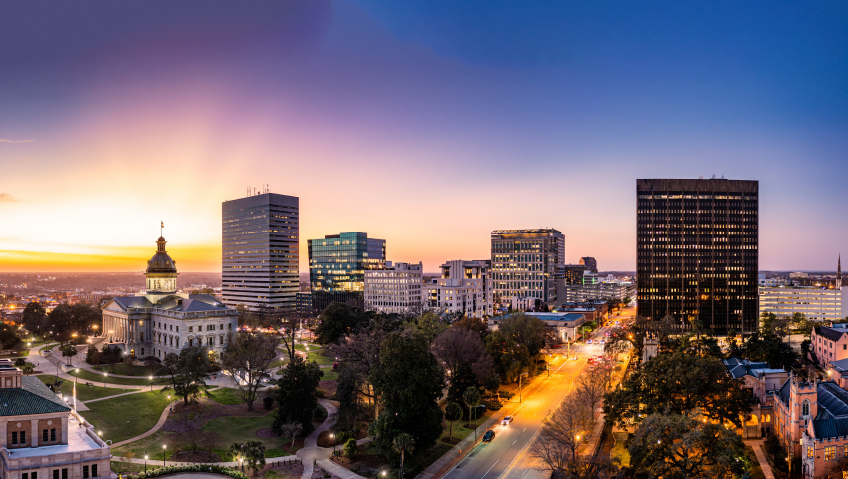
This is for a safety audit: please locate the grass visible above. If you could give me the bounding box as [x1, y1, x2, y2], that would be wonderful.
[67, 368, 157, 386]
[39, 343, 57, 353]
[91, 363, 167, 376]
[202, 415, 290, 458]
[36, 375, 135, 401]
[111, 460, 147, 475]
[320, 369, 338, 381]
[439, 409, 494, 444]
[308, 352, 333, 367]
[209, 387, 245, 405]
[746, 445, 767, 479]
[84, 391, 173, 443]
[610, 432, 630, 467]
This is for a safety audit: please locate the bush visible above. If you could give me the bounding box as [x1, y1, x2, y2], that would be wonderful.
[337, 429, 354, 444]
[498, 390, 515, 400]
[127, 464, 248, 479]
[332, 361, 339, 371]
[263, 396, 274, 410]
[343, 438, 357, 458]
[482, 399, 502, 411]
[314, 388, 326, 398]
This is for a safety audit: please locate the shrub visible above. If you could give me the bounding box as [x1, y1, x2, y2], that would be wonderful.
[263, 396, 274, 410]
[337, 430, 354, 444]
[126, 464, 248, 479]
[315, 388, 326, 398]
[498, 390, 515, 400]
[343, 438, 357, 458]
[482, 399, 502, 411]
[332, 361, 339, 371]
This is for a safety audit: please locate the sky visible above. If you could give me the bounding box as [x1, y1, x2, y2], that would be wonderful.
[1, 1, 846, 273]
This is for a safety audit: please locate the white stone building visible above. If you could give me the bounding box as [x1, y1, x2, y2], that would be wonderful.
[364, 261, 423, 315]
[100, 235, 238, 360]
[425, 260, 493, 318]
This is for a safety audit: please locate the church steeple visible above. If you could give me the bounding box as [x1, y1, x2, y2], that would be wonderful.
[838, 253, 842, 288]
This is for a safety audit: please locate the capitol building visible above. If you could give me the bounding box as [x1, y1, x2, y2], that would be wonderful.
[101, 235, 238, 359]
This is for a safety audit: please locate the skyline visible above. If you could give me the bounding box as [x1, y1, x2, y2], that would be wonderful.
[2, 1, 847, 273]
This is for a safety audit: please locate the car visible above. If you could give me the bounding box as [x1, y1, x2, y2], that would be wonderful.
[599, 340, 606, 344]
[571, 356, 578, 361]
[501, 415, 514, 425]
[615, 321, 620, 325]
[589, 366, 596, 371]
[586, 339, 593, 344]
[482, 430, 496, 442]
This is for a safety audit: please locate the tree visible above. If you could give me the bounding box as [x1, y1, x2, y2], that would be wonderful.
[623, 296, 632, 307]
[279, 421, 302, 447]
[740, 332, 797, 370]
[404, 311, 450, 346]
[21, 365, 34, 376]
[144, 355, 160, 376]
[272, 355, 323, 435]
[230, 441, 266, 476]
[463, 386, 482, 426]
[61, 344, 78, 366]
[432, 327, 494, 385]
[603, 351, 751, 428]
[392, 433, 415, 474]
[161, 346, 215, 406]
[0, 323, 21, 350]
[343, 438, 358, 458]
[22, 302, 47, 336]
[47, 304, 100, 344]
[451, 316, 489, 341]
[222, 330, 278, 410]
[315, 302, 367, 345]
[530, 392, 593, 476]
[14, 358, 25, 368]
[123, 351, 138, 372]
[447, 362, 478, 418]
[575, 369, 606, 420]
[369, 333, 445, 456]
[625, 411, 750, 479]
[444, 402, 463, 440]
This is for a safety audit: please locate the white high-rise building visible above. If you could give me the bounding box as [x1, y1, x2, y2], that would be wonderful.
[425, 260, 493, 318]
[364, 262, 423, 315]
[759, 256, 845, 322]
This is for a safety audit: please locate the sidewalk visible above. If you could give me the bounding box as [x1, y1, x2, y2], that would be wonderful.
[744, 440, 776, 479]
[296, 399, 368, 479]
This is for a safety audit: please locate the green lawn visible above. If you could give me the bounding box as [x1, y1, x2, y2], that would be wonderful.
[84, 391, 173, 443]
[91, 363, 167, 376]
[746, 445, 767, 479]
[67, 368, 156, 386]
[610, 432, 630, 467]
[308, 353, 333, 367]
[36, 375, 134, 401]
[294, 343, 319, 352]
[209, 387, 245, 405]
[202, 415, 290, 459]
[320, 369, 338, 381]
[439, 409, 494, 445]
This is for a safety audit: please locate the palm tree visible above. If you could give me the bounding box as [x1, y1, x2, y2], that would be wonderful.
[392, 433, 415, 476]
[463, 386, 482, 426]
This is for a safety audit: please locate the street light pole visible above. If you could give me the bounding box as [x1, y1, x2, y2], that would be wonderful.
[163, 444, 167, 467]
[518, 372, 529, 403]
[144, 453, 148, 473]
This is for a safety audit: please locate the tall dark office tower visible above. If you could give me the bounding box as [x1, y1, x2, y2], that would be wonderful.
[308, 232, 386, 314]
[636, 179, 759, 333]
[491, 229, 565, 307]
[221, 193, 299, 313]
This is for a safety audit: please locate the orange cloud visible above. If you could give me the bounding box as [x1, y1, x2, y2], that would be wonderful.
[0, 139, 34, 144]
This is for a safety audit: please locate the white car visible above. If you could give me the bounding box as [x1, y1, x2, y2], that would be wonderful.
[501, 415, 514, 425]
[571, 356, 578, 361]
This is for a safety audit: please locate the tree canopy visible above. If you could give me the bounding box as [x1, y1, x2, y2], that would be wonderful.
[315, 301, 369, 345]
[603, 351, 751, 428]
[162, 346, 215, 406]
[272, 355, 323, 435]
[221, 330, 278, 410]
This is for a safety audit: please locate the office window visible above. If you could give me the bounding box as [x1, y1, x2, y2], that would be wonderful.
[12, 431, 18, 445]
[23, 473, 28, 479]
[20, 430, 25, 444]
[189, 326, 193, 332]
[43, 429, 48, 442]
[62, 469, 68, 479]
[53, 471, 59, 479]
[92, 465, 97, 478]
[32, 473, 37, 479]
[809, 446, 815, 458]
[83, 466, 89, 479]
[51, 429, 56, 441]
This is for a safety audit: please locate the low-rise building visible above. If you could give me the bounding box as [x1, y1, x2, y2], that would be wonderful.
[0, 365, 112, 479]
[724, 357, 787, 438]
[488, 312, 586, 343]
[811, 324, 848, 365]
[425, 260, 492, 318]
[759, 286, 846, 322]
[364, 262, 423, 316]
[556, 279, 636, 304]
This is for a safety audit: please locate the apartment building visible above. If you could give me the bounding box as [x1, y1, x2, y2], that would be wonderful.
[425, 260, 493, 318]
[491, 229, 564, 310]
[364, 262, 423, 316]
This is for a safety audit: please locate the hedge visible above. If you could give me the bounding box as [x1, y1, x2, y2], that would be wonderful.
[126, 464, 248, 479]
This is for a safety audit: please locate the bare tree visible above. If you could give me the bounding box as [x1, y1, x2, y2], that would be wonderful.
[279, 421, 303, 447]
[240, 307, 300, 362]
[222, 330, 278, 410]
[531, 392, 593, 476]
[575, 369, 607, 420]
[431, 327, 494, 384]
[330, 327, 388, 419]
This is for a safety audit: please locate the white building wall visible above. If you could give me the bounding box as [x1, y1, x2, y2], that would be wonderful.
[758, 286, 846, 322]
[364, 262, 423, 315]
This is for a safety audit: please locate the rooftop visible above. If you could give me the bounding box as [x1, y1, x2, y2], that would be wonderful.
[5, 415, 104, 458]
[0, 376, 71, 416]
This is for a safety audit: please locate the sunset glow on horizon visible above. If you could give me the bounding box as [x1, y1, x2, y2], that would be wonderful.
[2, 1, 846, 273]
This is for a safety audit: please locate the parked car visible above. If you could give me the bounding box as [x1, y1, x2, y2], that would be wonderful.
[482, 430, 496, 442]
[586, 339, 592, 344]
[501, 415, 514, 425]
[571, 356, 578, 361]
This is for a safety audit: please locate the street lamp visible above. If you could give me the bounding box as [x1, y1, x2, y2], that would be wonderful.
[149, 375, 154, 392]
[163, 444, 167, 467]
[144, 453, 148, 473]
[518, 372, 529, 403]
[73, 369, 79, 413]
[330, 433, 336, 457]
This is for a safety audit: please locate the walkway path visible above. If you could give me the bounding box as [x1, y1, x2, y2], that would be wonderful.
[112, 398, 178, 448]
[295, 399, 369, 479]
[745, 440, 776, 479]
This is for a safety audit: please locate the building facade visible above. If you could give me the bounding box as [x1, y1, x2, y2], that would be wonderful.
[364, 262, 423, 316]
[759, 286, 847, 323]
[488, 312, 586, 343]
[308, 232, 386, 313]
[0, 366, 112, 479]
[101, 236, 238, 360]
[221, 193, 299, 313]
[556, 279, 636, 304]
[579, 257, 598, 272]
[636, 178, 759, 333]
[811, 325, 848, 365]
[425, 260, 493, 318]
[491, 229, 565, 310]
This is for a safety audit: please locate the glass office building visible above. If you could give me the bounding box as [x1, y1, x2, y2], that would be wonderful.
[308, 232, 386, 313]
[636, 178, 759, 333]
[221, 193, 299, 313]
[491, 229, 565, 309]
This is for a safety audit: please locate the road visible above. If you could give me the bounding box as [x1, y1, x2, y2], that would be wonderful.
[445, 304, 637, 479]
